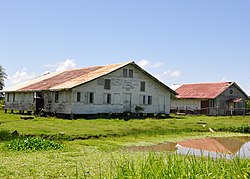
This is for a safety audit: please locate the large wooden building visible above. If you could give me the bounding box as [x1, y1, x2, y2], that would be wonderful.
[171, 82, 249, 116]
[3, 61, 176, 117]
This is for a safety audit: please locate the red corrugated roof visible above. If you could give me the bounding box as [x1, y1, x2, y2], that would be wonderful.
[175, 82, 233, 99]
[4, 61, 176, 95]
[18, 63, 128, 91]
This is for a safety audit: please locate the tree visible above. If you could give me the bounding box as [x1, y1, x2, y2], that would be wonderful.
[0, 65, 7, 90]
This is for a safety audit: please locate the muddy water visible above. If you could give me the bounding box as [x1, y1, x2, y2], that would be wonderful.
[126, 136, 250, 158]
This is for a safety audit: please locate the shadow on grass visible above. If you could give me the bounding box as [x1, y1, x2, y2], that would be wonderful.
[0, 130, 19, 142]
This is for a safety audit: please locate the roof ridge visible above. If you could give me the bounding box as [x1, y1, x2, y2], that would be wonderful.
[181, 81, 234, 85]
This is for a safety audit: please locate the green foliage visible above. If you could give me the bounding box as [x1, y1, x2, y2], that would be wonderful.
[135, 105, 144, 112]
[247, 100, 250, 109]
[215, 125, 250, 133]
[0, 65, 7, 89]
[0, 130, 16, 142]
[5, 137, 63, 151]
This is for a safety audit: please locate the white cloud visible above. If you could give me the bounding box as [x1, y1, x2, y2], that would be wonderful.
[137, 59, 164, 69]
[154, 69, 182, 84]
[170, 70, 181, 77]
[137, 59, 150, 68]
[221, 77, 227, 82]
[56, 59, 76, 72]
[9, 67, 36, 85]
[152, 62, 164, 68]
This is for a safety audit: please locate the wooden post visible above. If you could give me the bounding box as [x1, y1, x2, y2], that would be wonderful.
[230, 106, 233, 117]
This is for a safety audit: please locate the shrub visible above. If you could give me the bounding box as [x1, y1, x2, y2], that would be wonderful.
[0, 130, 16, 142]
[6, 137, 64, 151]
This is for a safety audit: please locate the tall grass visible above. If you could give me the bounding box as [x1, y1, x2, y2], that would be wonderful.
[108, 152, 250, 178]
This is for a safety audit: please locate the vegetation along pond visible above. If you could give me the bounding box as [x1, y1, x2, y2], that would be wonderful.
[127, 136, 250, 159]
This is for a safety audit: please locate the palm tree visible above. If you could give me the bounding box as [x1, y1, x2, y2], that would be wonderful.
[0, 65, 7, 90]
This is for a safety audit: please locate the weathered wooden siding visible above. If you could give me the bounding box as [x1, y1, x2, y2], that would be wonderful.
[43, 90, 72, 114]
[214, 85, 247, 115]
[171, 99, 201, 111]
[4, 92, 34, 111]
[71, 64, 171, 114]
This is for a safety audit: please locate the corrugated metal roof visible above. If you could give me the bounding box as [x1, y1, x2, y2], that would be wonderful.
[175, 82, 234, 99]
[3, 62, 130, 92]
[3, 61, 176, 95]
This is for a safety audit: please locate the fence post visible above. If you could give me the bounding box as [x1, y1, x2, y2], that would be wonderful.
[230, 106, 233, 117]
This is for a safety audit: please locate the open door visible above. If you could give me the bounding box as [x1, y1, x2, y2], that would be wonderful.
[35, 93, 44, 114]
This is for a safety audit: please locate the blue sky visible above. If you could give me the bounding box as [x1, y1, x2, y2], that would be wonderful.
[1, 0, 250, 94]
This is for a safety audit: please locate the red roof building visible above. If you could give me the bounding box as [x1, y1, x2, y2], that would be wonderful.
[3, 61, 176, 118]
[171, 82, 249, 116]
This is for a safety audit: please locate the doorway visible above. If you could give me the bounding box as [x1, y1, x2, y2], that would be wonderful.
[123, 93, 132, 112]
[159, 96, 165, 113]
[35, 93, 44, 114]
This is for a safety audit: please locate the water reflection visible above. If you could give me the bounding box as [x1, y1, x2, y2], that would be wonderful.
[126, 136, 250, 158]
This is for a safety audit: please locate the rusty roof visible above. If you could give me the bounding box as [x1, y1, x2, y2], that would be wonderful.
[4, 61, 176, 95]
[175, 82, 241, 99]
[15, 62, 129, 91]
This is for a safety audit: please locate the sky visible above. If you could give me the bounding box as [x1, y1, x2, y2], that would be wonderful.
[1, 0, 250, 94]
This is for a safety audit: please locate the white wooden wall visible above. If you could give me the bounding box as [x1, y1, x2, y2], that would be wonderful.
[71, 64, 171, 114]
[4, 92, 34, 111]
[171, 99, 201, 110]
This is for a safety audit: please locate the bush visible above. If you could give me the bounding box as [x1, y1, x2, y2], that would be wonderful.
[0, 130, 16, 142]
[6, 137, 64, 151]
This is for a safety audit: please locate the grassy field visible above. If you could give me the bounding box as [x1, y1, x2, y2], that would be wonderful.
[0, 110, 250, 178]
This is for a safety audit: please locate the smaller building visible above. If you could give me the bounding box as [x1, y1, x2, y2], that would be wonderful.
[171, 82, 249, 116]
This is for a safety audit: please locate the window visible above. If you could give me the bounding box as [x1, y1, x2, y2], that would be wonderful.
[6, 93, 9, 102]
[230, 89, 233, 94]
[143, 95, 146, 104]
[104, 93, 111, 104]
[140, 95, 152, 105]
[140, 81, 145, 92]
[55, 91, 59, 103]
[77, 92, 81, 102]
[123, 69, 133, 78]
[107, 94, 111, 104]
[104, 79, 111, 90]
[148, 96, 152, 105]
[129, 69, 133, 78]
[88, 92, 94, 103]
[209, 100, 214, 107]
[13, 93, 15, 102]
[123, 69, 128, 77]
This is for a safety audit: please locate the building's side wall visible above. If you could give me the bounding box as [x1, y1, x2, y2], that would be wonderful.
[71, 64, 171, 114]
[4, 92, 35, 111]
[171, 99, 201, 111]
[43, 90, 72, 114]
[214, 85, 248, 115]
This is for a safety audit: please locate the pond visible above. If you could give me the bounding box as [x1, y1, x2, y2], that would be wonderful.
[126, 136, 250, 159]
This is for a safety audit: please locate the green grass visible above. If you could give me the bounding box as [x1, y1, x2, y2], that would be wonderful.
[108, 152, 250, 178]
[0, 109, 249, 178]
[0, 110, 249, 140]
